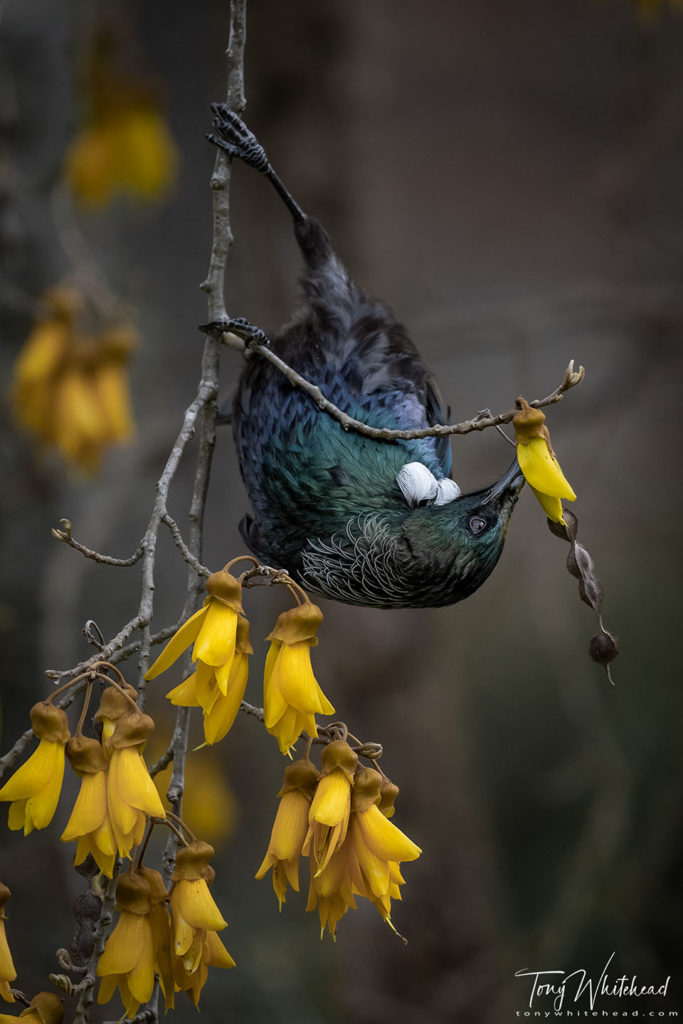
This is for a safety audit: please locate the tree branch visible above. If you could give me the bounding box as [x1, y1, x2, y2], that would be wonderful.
[219, 331, 585, 442]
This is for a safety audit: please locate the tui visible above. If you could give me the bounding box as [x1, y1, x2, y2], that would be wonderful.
[206, 107, 524, 609]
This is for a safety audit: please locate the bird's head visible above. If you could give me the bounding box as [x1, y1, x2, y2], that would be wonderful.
[395, 459, 524, 607]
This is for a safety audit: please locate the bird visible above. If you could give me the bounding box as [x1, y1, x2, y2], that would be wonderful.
[205, 106, 524, 609]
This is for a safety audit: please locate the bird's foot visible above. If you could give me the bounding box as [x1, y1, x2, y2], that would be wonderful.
[207, 105, 270, 173]
[200, 316, 271, 351]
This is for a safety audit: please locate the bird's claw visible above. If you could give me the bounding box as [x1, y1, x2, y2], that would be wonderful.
[207, 105, 270, 174]
[200, 317, 271, 351]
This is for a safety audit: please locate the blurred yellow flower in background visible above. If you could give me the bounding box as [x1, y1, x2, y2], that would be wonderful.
[12, 287, 137, 475]
[64, 27, 177, 208]
[66, 104, 178, 207]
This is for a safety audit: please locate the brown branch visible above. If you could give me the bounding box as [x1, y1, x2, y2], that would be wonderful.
[160, 512, 212, 577]
[223, 328, 584, 441]
[159, 0, 248, 891]
[51, 519, 144, 568]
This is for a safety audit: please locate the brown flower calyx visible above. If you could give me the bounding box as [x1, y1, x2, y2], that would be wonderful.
[320, 739, 358, 779]
[278, 758, 320, 799]
[351, 766, 383, 814]
[66, 734, 108, 774]
[206, 569, 243, 613]
[136, 866, 169, 905]
[107, 708, 155, 749]
[30, 701, 70, 744]
[379, 781, 400, 818]
[94, 683, 138, 724]
[267, 601, 324, 646]
[25, 992, 65, 1024]
[0, 881, 10, 911]
[172, 840, 216, 883]
[235, 614, 254, 656]
[513, 397, 557, 459]
[115, 870, 153, 916]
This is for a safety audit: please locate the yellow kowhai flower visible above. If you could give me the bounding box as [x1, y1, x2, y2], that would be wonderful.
[305, 838, 366, 939]
[0, 884, 17, 1003]
[513, 398, 576, 524]
[348, 767, 421, 927]
[0, 992, 63, 1024]
[255, 758, 320, 908]
[138, 867, 175, 1013]
[96, 870, 157, 1018]
[60, 735, 116, 877]
[101, 706, 165, 858]
[169, 841, 235, 1003]
[264, 601, 335, 756]
[145, 569, 244, 687]
[66, 104, 178, 207]
[0, 702, 70, 835]
[303, 740, 358, 875]
[166, 614, 252, 745]
[11, 288, 75, 438]
[12, 288, 137, 476]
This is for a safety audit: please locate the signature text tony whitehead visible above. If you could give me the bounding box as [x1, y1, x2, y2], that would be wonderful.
[515, 952, 670, 1012]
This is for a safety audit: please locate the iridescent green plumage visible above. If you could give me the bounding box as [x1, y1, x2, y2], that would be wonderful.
[209, 108, 523, 608]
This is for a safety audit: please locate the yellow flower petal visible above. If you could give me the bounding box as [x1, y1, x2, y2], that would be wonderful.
[517, 437, 576, 501]
[309, 771, 351, 828]
[144, 605, 207, 680]
[203, 657, 249, 745]
[192, 600, 238, 667]
[173, 879, 227, 933]
[205, 930, 236, 969]
[61, 770, 107, 841]
[356, 804, 421, 863]
[530, 486, 565, 524]
[271, 643, 335, 716]
[97, 912, 145, 977]
[166, 673, 201, 707]
[0, 740, 63, 802]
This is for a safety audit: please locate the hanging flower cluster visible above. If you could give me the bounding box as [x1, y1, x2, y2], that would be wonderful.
[0, 563, 425, 1013]
[12, 287, 137, 474]
[147, 564, 335, 756]
[65, 29, 178, 207]
[95, 842, 234, 1017]
[256, 741, 421, 938]
[0, 676, 164, 875]
[513, 397, 576, 524]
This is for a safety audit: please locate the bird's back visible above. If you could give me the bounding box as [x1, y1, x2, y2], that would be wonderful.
[233, 217, 451, 572]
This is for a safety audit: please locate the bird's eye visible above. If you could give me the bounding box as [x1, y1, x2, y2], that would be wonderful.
[469, 516, 487, 535]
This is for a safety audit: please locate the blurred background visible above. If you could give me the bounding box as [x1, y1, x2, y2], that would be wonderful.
[1, 0, 682, 1021]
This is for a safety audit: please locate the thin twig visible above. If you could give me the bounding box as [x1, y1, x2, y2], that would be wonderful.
[160, 512, 212, 577]
[219, 331, 585, 441]
[159, 0, 247, 892]
[51, 518, 144, 568]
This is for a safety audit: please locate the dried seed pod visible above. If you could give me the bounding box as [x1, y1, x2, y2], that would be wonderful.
[547, 507, 617, 683]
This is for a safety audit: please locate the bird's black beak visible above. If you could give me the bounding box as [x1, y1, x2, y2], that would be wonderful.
[481, 458, 525, 505]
